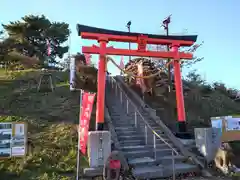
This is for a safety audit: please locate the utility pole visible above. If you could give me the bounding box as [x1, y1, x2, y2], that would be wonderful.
[68, 30, 71, 70]
[126, 21, 131, 62]
[162, 15, 172, 92]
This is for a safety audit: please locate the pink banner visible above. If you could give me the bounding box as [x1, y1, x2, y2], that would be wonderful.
[120, 56, 124, 69]
[84, 54, 92, 65]
[46, 39, 51, 56]
[136, 62, 147, 93]
[79, 92, 96, 155]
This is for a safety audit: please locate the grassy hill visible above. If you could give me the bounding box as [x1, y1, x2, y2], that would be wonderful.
[0, 69, 95, 180]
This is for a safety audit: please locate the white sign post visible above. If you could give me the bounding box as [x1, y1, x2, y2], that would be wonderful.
[70, 57, 75, 91]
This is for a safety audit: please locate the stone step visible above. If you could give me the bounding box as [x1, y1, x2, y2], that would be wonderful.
[109, 114, 121, 118]
[119, 139, 144, 143]
[118, 135, 144, 141]
[162, 163, 199, 177]
[113, 122, 135, 126]
[124, 148, 176, 159]
[111, 116, 133, 121]
[117, 134, 170, 145]
[119, 138, 172, 146]
[132, 163, 199, 179]
[115, 130, 137, 135]
[115, 129, 139, 134]
[115, 130, 140, 135]
[113, 124, 135, 128]
[130, 111, 144, 116]
[108, 110, 124, 114]
[119, 139, 145, 146]
[116, 132, 143, 138]
[121, 145, 146, 150]
[132, 165, 164, 179]
[128, 155, 186, 167]
[121, 143, 173, 151]
[114, 126, 135, 130]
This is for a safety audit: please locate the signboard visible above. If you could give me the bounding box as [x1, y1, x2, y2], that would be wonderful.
[211, 118, 223, 133]
[69, 55, 96, 92]
[79, 92, 96, 155]
[226, 117, 240, 131]
[0, 122, 27, 158]
[211, 116, 240, 142]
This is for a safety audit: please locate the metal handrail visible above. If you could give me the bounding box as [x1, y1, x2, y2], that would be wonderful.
[109, 76, 179, 155]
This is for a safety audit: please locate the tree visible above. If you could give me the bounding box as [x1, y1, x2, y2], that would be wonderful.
[0, 37, 15, 69]
[0, 30, 3, 39]
[148, 41, 204, 72]
[180, 41, 204, 68]
[2, 14, 70, 65]
[60, 56, 71, 70]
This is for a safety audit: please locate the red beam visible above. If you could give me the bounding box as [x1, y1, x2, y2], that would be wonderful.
[81, 32, 194, 47]
[82, 46, 193, 59]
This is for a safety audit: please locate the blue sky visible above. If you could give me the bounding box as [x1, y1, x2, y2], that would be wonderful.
[1, 0, 239, 88]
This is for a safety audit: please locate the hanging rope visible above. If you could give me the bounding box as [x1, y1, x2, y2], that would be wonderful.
[106, 56, 173, 79]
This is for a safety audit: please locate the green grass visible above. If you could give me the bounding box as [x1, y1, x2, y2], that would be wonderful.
[0, 69, 92, 180]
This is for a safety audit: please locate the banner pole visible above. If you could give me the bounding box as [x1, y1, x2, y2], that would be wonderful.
[76, 89, 83, 180]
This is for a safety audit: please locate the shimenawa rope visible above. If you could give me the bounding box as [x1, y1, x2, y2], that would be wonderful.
[106, 56, 173, 79]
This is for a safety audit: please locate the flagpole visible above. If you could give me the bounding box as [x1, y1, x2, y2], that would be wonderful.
[126, 21, 131, 62]
[76, 89, 83, 180]
[120, 57, 124, 76]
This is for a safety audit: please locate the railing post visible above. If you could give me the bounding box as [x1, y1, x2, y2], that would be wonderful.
[115, 84, 117, 95]
[111, 78, 113, 89]
[120, 91, 122, 103]
[126, 99, 129, 114]
[145, 125, 148, 145]
[134, 111, 137, 127]
[153, 134, 156, 160]
[172, 150, 175, 180]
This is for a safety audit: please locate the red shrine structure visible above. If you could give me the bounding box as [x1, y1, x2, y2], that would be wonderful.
[77, 24, 197, 135]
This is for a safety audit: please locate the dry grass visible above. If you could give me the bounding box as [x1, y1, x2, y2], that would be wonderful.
[0, 69, 92, 180]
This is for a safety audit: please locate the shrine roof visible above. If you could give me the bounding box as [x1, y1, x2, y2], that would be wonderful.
[76, 24, 197, 42]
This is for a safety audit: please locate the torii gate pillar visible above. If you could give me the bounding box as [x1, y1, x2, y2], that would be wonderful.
[172, 44, 187, 134]
[96, 38, 108, 131]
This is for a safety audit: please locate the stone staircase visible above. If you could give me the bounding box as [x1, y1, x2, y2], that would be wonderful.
[105, 77, 200, 179]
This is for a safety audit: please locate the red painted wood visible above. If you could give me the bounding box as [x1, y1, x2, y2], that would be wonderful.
[81, 32, 194, 46]
[82, 46, 193, 59]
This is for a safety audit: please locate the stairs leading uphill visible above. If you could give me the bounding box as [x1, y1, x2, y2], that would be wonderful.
[105, 76, 200, 179]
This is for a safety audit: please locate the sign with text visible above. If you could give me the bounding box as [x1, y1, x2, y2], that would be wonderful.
[226, 117, 240, 131]
[0, 122, 27, 158]
[211, 116, 240, 142]
[79, 92, 96, 155]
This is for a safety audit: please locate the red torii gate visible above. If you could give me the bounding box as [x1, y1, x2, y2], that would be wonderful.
[77, 24, 197, 135]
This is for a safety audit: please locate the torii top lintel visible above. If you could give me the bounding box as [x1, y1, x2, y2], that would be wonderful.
[76, 24, 198, 47]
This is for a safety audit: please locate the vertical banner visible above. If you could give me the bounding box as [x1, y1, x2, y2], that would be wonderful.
[70, 57, 75, 91]
[120, 56, 125, 75]
[46, 39, 51, 56]
[79, 92, 96, 155]
[136, 61, 147, 93]
[84, 54, 92, 65]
